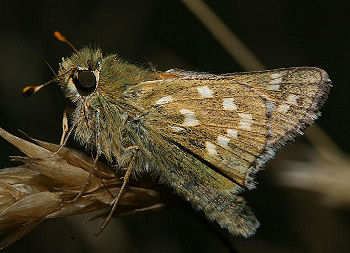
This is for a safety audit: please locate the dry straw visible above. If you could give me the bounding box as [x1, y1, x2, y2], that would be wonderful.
[0, 128, 163, 249]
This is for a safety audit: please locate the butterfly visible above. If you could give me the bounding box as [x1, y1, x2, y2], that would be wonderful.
[23, 33, 331, 237]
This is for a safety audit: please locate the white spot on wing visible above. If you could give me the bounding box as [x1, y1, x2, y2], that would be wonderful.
[266, 99, 276, 113]
[270, 73, 282, 78]
[227, 129, 238, 138]
[238, 113, 253, 131]
[277, 94, 299, 113]
[180, 109, 200, 126]
[268, 84, 280, 90]
[217, 135, 230, 148]
[206, 141, 217, 155]
[269, 78, 282, 84]
[169, 126, 185, 132]
[143, 80, 161, 84]
[277, 104, 290, 113]
[223, 98, 237, 111]
[288, 94, 299, 103]
[196, 86, 214, 98]
[155, 95, 173, 105]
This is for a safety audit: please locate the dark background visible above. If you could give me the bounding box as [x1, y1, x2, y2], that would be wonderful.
[0, 0, 349, 252]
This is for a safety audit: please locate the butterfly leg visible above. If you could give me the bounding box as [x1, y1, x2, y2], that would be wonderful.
[46, 120, 77, 158]
[46, 106, 81, 158]
[68, 152, 100, 203]
[95, 145, 139, 236]
[70, 109, 101, 202]
[60, 107, 69, 145]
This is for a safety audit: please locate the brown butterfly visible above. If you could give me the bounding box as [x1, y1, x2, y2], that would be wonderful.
[23, 32, 331, 237]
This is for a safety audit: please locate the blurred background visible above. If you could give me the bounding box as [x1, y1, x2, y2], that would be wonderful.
[0, 0, 349, 252]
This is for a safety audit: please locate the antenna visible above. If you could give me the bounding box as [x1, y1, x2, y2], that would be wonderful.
[54, 31, 78, 53]
[22, 67, 74, 97]
[22, 31, 79, 97]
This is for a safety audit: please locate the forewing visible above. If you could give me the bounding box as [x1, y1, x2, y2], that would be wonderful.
[222, 67, 331, 147]
[131, 67, 331, 188]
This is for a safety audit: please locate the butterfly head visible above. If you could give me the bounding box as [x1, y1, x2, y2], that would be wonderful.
[58, 47, 103, 102]
[21, 31, 162, 158]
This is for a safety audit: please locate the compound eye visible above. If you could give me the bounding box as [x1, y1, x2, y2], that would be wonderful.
[72, 70, 97, 96]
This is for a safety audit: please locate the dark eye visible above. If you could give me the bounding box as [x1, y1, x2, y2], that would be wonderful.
[72, 70, 97, 96]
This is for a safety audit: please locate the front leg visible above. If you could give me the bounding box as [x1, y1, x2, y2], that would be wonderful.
[70, 108, 101, 202]
[60, 107, 69, 145]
